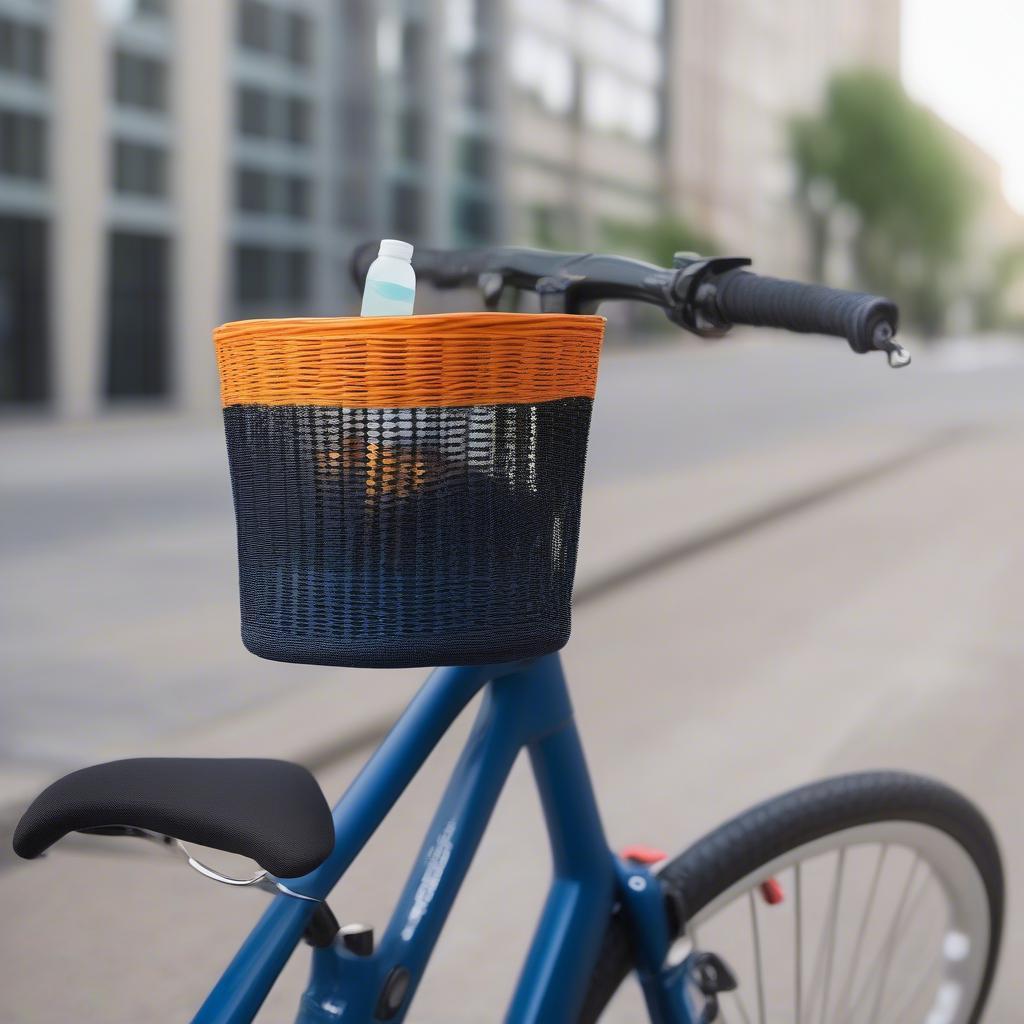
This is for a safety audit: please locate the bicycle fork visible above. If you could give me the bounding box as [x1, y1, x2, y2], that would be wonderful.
[616, 857, 737, 1023]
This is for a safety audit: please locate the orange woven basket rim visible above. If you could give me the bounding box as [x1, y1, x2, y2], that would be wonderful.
[214, 311, 606, 342]
[214, 312, 606, 409]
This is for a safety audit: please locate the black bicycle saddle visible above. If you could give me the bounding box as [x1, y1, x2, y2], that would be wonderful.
[12, 757, 335, 879]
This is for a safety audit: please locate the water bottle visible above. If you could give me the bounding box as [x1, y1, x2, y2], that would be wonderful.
[360, 239, 416, 316]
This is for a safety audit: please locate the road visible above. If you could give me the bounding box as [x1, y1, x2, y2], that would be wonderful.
[1, 334, 1023, 1021]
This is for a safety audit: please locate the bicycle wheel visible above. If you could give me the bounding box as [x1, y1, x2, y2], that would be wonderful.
[581, 771, 1003, 1023]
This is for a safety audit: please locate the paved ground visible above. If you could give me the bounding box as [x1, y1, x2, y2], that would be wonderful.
[2, 335, 1023, 1020]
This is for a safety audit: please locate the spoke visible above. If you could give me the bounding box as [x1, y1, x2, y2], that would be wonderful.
[834, 844, 888, 1021]
[749, 891, 767, 1024]
[802, 851, 841, 1019]
[819, 847, 846, 1024]
[867, 854, 923, 1021]
[881, 943, 944, 1024]
[840, 860, 934, 1023]
[795, 863, 803, 1024]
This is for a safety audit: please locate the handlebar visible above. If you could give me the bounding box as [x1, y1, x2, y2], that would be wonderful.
[350, 242, 909, 367]
[712, 270, 906, 365]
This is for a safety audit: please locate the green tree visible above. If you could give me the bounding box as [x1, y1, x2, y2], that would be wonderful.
[975, 243, 1024, 330]
[601, 212, 718, 267]
[791, 70, 977, 335]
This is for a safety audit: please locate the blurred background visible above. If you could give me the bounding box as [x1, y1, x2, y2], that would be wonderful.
[1, 0, 1023, 414]
[3, 1, 1024, 1021]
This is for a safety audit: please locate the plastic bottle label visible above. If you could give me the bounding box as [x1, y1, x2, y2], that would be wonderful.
[362, 280, 416, 316]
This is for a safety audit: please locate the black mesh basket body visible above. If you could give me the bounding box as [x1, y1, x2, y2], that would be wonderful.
[215, 313, 605, 669]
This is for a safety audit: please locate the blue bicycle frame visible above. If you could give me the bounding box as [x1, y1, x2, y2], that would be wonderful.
[191, 654, 699, 1023]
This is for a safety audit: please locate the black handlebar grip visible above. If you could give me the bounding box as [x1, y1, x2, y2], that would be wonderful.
[714, 270, 899, 354]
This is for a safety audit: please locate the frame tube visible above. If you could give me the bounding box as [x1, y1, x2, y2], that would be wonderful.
[300, 680, 527, 1022]
[194, 656, 662, 1024]
[193, 662, 503, 1023]
[293, 661, 510, 902]
[506, 715, 617, 1020]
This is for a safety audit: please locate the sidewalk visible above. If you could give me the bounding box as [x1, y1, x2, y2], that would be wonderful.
[1, 420, 1022, 1022]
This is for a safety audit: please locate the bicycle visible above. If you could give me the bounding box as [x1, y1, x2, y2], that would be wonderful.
[12, 246, 1002, 1023]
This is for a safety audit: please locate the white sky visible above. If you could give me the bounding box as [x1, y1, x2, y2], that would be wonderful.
[903, 0, 1024, 212]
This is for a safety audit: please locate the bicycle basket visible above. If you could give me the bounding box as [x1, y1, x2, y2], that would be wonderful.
[214, 312, 605, 668]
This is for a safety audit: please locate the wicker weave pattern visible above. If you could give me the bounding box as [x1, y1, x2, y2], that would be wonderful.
[225, 400, 592, 667]
[214, 312, 604, 409]
[216, 313, 606, 668]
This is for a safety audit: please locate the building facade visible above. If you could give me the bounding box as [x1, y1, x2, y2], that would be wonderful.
[503, 0, 666, 249]
[0, 0, 507, 416]
[0, 0, 900, 417]
[666, 0, 901, 277]
[1, 0, 52, 405]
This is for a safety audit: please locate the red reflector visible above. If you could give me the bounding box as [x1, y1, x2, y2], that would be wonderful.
[760, 878, 785, 905]
[621, 844, 668, 865]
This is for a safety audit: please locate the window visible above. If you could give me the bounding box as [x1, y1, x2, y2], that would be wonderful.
[454, 195, 493, 244]
[510, 31, 574, 115]
[99, 0, 168, 21]
[235, 245, 312, 305]
[239, 2, 311, 67]
[391, 182, 422, 236]
[337, 173, 371, 229]
[235, 245, 270, 303]
[0, 15, 47, 80]
[457, 135, 491, 180]
[136, 0, 168, 17]
[238, 85, 271, 136]
[113, 139, 167, 196]
[236, 167, 311, 219]
[342, 0, 374, 35]
[286, 11, 310, 66]
[0, 109, 46, 180]
[340, 97, 373, 157]
[114, 51, 167, 111]
[580, 9, 661, 84]
[400, 19, 426, 83]
[105, 231, 171, 399]
[398, 108, 425, 164]
[0, 215, 49, 404]
[285, 175, 311, 218]
[582, 68, 659, 141]
[238, 87, 313, 144]
[238, 0, 271, 51]
[236, 167, 270, 211]
[285, 95, 311, 144]
[285, 249, 309, 302]
[460, 49, 491, 112]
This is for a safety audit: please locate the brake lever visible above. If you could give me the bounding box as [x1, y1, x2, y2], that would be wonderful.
[668, 254, 752, 336]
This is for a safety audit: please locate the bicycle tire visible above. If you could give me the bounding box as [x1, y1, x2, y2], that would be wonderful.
[579, 770, 1003, 1022]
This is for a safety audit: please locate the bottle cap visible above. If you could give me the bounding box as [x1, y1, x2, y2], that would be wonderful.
[378, 239, 414, 261]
